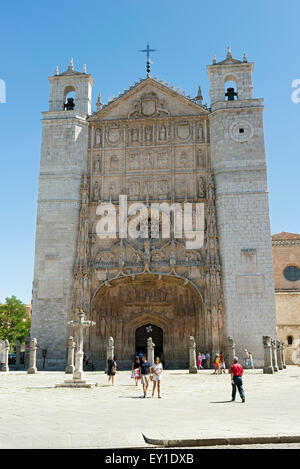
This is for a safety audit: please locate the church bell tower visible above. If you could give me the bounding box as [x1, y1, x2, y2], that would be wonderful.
[31, 59, 93, 368]
[207, 47, 277, 365]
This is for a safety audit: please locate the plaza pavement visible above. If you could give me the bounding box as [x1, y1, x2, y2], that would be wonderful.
[0, 366, 300, 449]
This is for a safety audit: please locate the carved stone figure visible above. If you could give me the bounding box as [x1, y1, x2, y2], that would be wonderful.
[93, 181, 100, 201]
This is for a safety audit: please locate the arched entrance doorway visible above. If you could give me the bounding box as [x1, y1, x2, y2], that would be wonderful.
[135, 324, 163, 359]
[89, 274, 205, 368]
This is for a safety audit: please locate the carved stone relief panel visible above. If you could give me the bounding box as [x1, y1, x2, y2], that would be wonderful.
[157, 151, 169, 169]
[175, 149, 192, 170]
[103, 177, 122, 200]
[104, 149, 123, 173]
[105, 125, 123, 146]
[176, 121, 192, 142]
[143, 151, 154, 169]
[128, 152, 140, 170]
[128, 179, 140, 198]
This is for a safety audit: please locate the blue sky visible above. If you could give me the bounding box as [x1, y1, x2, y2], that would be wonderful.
[0, 0, 299, 304]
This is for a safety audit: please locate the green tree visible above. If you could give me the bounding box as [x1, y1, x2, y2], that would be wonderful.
[0, 296, 31, 344]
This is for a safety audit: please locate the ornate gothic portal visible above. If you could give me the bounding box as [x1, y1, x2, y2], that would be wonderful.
[88, 275, 204, 368]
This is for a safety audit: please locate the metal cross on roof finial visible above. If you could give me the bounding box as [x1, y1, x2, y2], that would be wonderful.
[139, 42, 157, 76]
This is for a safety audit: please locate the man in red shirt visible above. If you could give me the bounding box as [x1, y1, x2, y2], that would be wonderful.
[230, 357, 245, 403]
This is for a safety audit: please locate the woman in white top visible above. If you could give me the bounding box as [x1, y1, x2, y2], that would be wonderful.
[151, 357, 163, 399]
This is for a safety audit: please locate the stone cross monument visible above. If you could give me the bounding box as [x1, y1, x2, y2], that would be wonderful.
[147, 337, 155, 366]
[188, 336, 197, 374]
[56, 310, 96, 388]
[27, 338, 38, 374]
[65, 336, 76, 374]
[263, 336, 274, 374]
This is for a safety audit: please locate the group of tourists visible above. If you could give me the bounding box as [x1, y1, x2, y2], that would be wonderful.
[131, 354, 163, 398]
[196, 352, 211, 369]
[107, 350, 248, 402]
[107, 353, 163, 398]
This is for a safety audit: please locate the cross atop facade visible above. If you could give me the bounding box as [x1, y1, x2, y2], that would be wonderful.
[139, 42, 157, 75]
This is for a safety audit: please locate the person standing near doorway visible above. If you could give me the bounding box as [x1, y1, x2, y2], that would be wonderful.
[152, 357, 163, 398]
[230, 357, 245, 403]
[201, 352, 206, 369]
[139, 355, 151, 398]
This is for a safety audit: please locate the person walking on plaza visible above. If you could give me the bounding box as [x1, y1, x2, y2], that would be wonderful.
[248, 351, 254, 369]
[107, 356, 117, 386]
[230, 357, 245, 403]
[220, 352, 226, 373]
[139, 355, 151, 398]
[151, 357, 163, 398]
[131, 356, 141, 385]
[201, 352, 206, 369]
[213, 354, 221, 374]
[196, 352, 203, 370]
[243, 349, 250, 369]
[205, 351, 211, 369]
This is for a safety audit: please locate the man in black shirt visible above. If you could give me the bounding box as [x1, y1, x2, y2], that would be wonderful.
[139, 355, 151, 398]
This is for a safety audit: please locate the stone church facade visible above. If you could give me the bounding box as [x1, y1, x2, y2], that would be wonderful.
[31, 49, 277, 369]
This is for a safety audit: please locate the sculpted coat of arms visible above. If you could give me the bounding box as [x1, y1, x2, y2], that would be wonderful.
[128, 92, 169, 118]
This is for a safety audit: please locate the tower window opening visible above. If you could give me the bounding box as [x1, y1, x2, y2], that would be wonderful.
[64, 86, 76, 111]
[239, 128, 244, 134]
[287, 335, 293, 345]
[224, 77, 238, 101]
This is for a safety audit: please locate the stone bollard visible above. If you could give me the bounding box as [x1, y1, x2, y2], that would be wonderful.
[27, 338, 37, 374]
[276, 339, 283, 370]
[225, 336, 235, 371]
[263, 336, 274, 374]
[271, 339, 279, 372]
[281, 342, 287, 369]
[65, 336, 76, 374]
[106, 337, 114, 373]
[24, 334, 30, 369]
[147, 337, 155, 366]
[1, 340, 10, 372]
[188, 336, 197, 374]
[15, 340, 21, 370]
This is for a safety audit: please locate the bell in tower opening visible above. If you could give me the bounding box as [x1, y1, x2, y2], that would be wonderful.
[64, 97, 75, 110]
[225, 87, 238, 101]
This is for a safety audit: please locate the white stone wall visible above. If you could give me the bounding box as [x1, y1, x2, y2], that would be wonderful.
[31, 110, 89, 368]
[209, 100, 277, 366]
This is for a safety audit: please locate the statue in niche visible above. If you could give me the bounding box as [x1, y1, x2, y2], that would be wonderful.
[179, 152, 187, 168]
[159, 125, 167, 141]
[196, 124, 203, 140]
[94, 181, 100, 201]
[131, 128, 139, 142]
[198, 177, 205, 198]
[95, 129, 101, 146]
[94, 157, 101, 172]
[145, 127, 152, 143]
[197, 149, 205, 167]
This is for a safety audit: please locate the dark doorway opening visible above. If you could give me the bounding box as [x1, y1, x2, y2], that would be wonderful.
[135, 324, 163, 361]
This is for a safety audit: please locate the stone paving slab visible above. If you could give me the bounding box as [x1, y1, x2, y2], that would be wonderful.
[0, 367, 300, 448]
